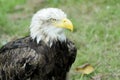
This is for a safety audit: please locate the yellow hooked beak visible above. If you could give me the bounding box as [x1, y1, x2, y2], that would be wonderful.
[54, 18, 73, 31]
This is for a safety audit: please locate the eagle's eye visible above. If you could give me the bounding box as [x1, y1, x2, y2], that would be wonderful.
[49, 18, 57, 22]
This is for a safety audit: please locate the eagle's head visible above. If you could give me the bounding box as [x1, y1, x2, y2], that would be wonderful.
[30, 8, 73, 46]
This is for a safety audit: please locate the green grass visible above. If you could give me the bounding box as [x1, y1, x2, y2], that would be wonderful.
[0, 0, 120, 80]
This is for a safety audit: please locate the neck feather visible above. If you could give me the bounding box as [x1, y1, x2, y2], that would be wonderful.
[30, 26, 66, 46]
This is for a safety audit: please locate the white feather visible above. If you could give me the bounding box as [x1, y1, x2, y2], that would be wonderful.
[30, 8, 67, 46]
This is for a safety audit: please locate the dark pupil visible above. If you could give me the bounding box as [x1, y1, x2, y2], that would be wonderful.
[50, 18, 56, 21]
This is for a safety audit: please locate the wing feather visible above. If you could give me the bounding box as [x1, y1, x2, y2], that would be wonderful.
[0, 37, 77, 80]
[0, 37, 46, 80]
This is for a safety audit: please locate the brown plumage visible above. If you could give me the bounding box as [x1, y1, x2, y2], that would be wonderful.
[0, 36, 76, 80]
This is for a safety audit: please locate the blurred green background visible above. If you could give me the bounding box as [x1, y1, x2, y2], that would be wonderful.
[0, 0, 120, 80]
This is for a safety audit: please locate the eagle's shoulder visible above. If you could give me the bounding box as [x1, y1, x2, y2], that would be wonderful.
[0, 36, 31, 53]
[66, 39, 77, 64]
[66, 39, 77, 53]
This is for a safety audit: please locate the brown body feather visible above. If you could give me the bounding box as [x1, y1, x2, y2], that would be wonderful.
[0, 36, 77, 80]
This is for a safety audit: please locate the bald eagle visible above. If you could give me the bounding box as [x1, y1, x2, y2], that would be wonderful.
[0, 8, 77, 80]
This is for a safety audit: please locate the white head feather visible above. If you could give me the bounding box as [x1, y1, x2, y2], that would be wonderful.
[30, 8, 67, 46]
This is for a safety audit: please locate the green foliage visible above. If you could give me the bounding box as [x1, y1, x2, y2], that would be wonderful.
[0, 0, 26, 12]
[0, 0, 120, 80]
